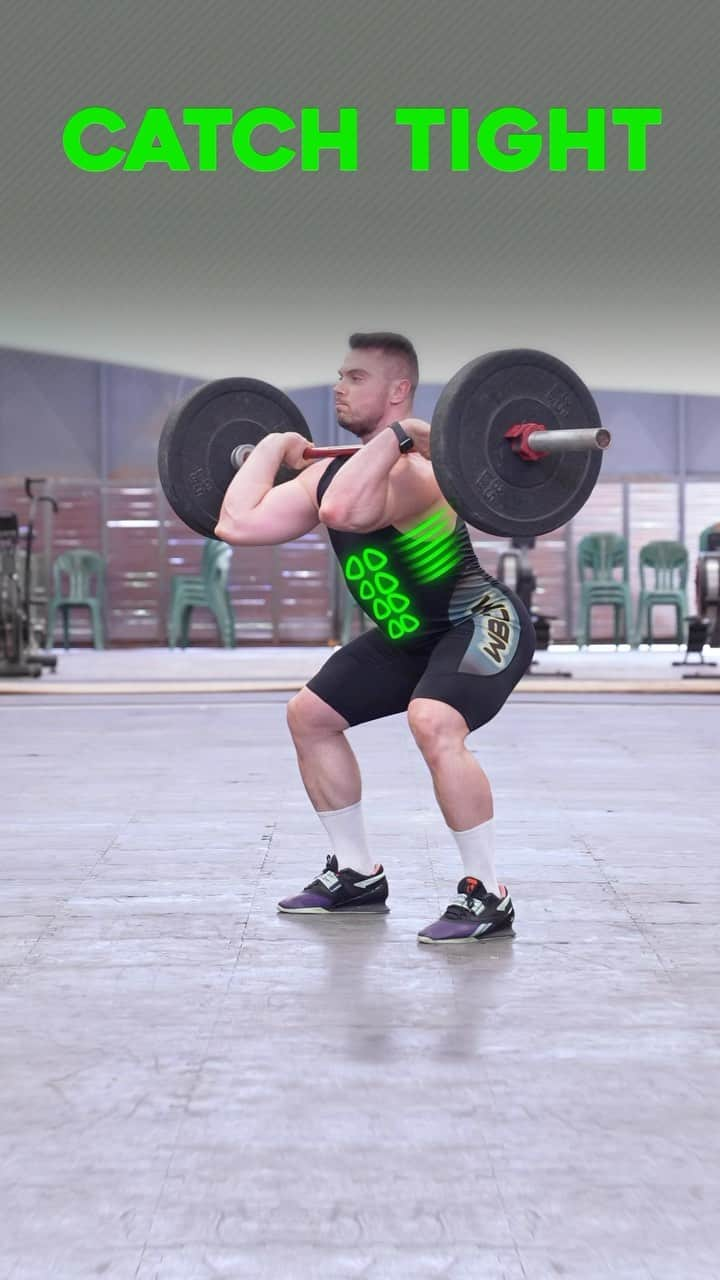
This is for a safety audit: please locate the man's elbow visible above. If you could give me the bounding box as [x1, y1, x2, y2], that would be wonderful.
[319, 502, 378, 532]
[319, 501, 355, 530]
[318, 501, 342, 528]
[214, 519, 245, 545]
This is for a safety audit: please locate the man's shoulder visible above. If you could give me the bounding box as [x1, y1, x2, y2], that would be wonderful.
[391, 452, 443, 499]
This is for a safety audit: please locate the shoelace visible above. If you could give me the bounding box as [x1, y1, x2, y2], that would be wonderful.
[444, 889, 487, 920]
[304, 855, 338, 892]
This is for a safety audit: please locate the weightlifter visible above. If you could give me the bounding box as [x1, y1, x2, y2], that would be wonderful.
[215, 333, 536, 943]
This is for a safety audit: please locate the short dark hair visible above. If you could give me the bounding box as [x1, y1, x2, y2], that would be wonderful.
[348, 331, 419, 393]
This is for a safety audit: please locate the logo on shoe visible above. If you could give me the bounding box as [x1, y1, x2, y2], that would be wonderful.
[354, 871, 386, 889]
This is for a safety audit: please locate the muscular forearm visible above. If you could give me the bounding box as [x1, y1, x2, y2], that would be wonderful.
[216, 437, 286, 527]
[320, 428, 400, 525]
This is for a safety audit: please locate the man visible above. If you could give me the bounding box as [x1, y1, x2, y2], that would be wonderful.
[215, 333, 535, 943]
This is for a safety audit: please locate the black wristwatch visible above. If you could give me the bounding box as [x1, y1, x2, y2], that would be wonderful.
[388, 421, 414, 454]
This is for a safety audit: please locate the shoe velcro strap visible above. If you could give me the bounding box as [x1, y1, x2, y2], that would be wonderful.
[450, 894, 485, 916]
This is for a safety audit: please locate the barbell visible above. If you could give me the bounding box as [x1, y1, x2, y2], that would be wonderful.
[157, 348, 611, 541]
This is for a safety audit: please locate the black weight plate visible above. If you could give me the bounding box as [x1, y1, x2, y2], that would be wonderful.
[158, 377, 313, 539]
[431, 349, 604, 538]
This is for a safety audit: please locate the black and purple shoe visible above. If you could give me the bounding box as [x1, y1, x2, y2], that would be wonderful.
[417, 877, 515, 944]
[277, 854, 389, 914]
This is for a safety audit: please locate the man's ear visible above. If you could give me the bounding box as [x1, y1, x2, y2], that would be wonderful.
[389, 377, 412, 405]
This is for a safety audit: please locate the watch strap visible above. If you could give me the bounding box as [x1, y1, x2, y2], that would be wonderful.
[388, 421, 414, 453]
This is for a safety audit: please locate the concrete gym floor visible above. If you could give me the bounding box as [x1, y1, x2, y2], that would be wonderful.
[0, 678, 718, 1278]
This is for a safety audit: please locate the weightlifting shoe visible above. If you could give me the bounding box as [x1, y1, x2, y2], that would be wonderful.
[417, 876, 514, 944]
[277, 854, 389, 914]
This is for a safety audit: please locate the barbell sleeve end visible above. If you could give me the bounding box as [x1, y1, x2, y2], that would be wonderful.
[525, 426, 612, 456]
[230, 443, 256, 471]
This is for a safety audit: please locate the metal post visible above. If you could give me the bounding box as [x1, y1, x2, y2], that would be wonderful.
[98, 364, 110, 644]
[157, 378, 189, 646]
[565, 522, 574, 643]
[677, 394, 687, 544]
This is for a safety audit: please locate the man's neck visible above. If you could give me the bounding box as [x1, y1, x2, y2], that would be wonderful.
[363, 409, 413, 444]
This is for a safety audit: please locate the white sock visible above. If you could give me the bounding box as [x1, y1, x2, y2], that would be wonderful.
[316, 801, 376, 874]
[450, 818, 501, 897]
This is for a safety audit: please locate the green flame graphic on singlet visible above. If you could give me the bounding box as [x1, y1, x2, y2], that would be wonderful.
[394, 509, 462, 583]
[343, 548, 420, 640]
[342, 508, 463, 642]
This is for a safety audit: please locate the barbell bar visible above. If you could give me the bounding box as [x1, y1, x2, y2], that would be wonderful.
[229, 425, 611, 474]
[158, 348, 612, 541]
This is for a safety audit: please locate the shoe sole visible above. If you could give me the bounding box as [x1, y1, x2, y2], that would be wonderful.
[277, 903, 390, 915]
[417, 926, 515, 945]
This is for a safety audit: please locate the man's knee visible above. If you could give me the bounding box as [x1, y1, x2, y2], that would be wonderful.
[287, 688, 345, 740]
[407, 698, 467, 766]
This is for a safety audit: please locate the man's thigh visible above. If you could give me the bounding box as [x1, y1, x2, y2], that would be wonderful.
[411, 606, 535, 732]
[306, 629, 430, 727]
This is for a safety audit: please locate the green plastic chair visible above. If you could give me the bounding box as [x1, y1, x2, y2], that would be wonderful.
[47, 550, 106, 649]
[167, 539, 235, 648]
[633, 540, 688, 646]
[576, 533, 631, 646]
[699, 523, 720, 552]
